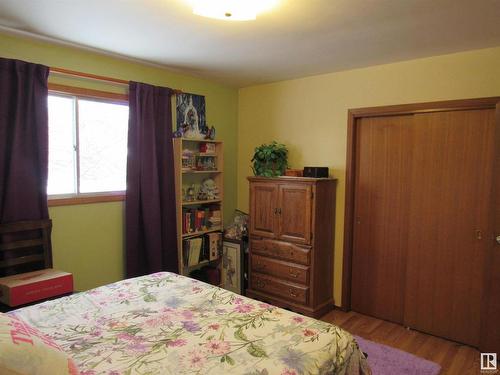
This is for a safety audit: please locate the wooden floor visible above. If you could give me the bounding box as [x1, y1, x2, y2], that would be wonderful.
[321, 309, 481, 375]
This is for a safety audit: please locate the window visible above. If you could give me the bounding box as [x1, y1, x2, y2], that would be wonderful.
[47, 86, 128, 204]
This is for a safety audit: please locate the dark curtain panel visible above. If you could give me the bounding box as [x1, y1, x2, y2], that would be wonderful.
[126, 81, 178, 277]
[0, 57, 49, 223]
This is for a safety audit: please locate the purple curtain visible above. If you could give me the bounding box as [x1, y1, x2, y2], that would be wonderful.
[126, 81, 178, 277]
[0, 58, 49, 223]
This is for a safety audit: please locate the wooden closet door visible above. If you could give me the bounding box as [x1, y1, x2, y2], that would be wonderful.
[278, 184, 312, 245]
[404, 109, 496, 347]
[351, 115, 414, 323]
[480, 103, 500, 354]
[249, 182, 279, 239]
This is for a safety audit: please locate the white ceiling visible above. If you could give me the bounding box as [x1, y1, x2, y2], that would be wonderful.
[1, 0, 499, 87]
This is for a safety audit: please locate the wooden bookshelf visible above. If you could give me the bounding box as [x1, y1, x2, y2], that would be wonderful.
[173, 138, 224, 277]
[182, 170, 222, 174]
[178, 138, 219, 143]
[182, 199, 222, 206]
[182, 227, 223, 239]
[185, 260, 210, 271]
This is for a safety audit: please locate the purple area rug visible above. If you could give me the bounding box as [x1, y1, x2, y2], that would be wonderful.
[354, 335, 441, 375]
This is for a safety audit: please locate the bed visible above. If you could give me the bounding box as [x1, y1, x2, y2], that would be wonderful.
[9, 272, 370, 375]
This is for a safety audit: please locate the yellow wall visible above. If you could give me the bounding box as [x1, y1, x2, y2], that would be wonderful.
[238, 46, 500, 306]
[3, 30, 499, 299]
[0, 32, 239, 291]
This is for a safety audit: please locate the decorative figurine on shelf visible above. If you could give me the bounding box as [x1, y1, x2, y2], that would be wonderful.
[197, 189, 208, 201]
[198, 178, 219, 201]
[200, 125, 209, 139]
[199, 142, 216, 154]
[196, 180, 209, 200]
[181, 149, 195, 171]
[204, 156, 216, 171]
[185, 184, 196, 202]
[206, 125, 216, 140]
[173, 126, 184, 138]
[196, 157, 202, 171]
[224, 210, 249, 240]
[195, 155, 216, 171]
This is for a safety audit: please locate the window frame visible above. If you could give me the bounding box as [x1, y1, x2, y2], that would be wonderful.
[47, 84, 129, 207]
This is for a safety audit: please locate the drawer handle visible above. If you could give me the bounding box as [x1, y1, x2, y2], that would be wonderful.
[289, 269, 299, 278]
[290, 251, 294, 256]
[257, 280, 266, 288]
[289, 289, 298, 297]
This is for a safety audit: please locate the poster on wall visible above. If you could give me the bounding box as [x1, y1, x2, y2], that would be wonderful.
[176, 93, 206, 139]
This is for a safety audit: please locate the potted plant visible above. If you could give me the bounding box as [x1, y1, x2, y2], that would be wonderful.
[251, 141, 288, 177]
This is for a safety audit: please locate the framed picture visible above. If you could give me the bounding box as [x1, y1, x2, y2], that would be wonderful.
[176, 93, 206, 139]
[221, 239, 244, 295]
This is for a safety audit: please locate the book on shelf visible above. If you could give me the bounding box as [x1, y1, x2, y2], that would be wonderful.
[208, 232, 222, 261]
[195, 210, 204, 231]
[182, 207, 220, 234]
[183, 237, 203, 267]
[183, 233, 221, 267]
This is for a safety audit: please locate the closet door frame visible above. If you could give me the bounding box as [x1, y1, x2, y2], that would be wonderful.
[341, 96, 500, 311]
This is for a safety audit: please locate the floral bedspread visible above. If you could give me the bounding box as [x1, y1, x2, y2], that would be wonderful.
[11, 272, 371, 375]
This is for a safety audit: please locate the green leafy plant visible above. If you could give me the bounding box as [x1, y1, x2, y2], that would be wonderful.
[251, 141, 288, 177]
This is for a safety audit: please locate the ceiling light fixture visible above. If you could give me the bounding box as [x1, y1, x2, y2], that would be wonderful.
[190, 0, 279, 21]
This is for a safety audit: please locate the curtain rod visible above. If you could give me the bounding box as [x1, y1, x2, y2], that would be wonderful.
[49, 67, 184, 94]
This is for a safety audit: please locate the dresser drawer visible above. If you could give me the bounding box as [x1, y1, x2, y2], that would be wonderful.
[251, 254, 310, 285]
[251, 238, 311, 265]
[251, 273, 309, 305]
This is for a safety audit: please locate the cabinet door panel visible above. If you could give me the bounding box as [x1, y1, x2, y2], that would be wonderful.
[250, 183, 279, 238]
[278, 184, 312, 245]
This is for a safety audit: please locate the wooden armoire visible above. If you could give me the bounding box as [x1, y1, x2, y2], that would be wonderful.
[246, 176, 336, 318]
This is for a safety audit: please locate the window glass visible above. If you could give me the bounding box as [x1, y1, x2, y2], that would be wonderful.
[78, 100, 129, 193]
[47, 94, 128, 197]
[47, 95, 76, 195]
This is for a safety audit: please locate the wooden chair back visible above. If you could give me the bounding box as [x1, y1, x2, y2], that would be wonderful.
[0, 220, 53, 277]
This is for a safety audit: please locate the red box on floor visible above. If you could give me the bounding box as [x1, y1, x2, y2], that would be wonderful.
[0, 269, 73, 307]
